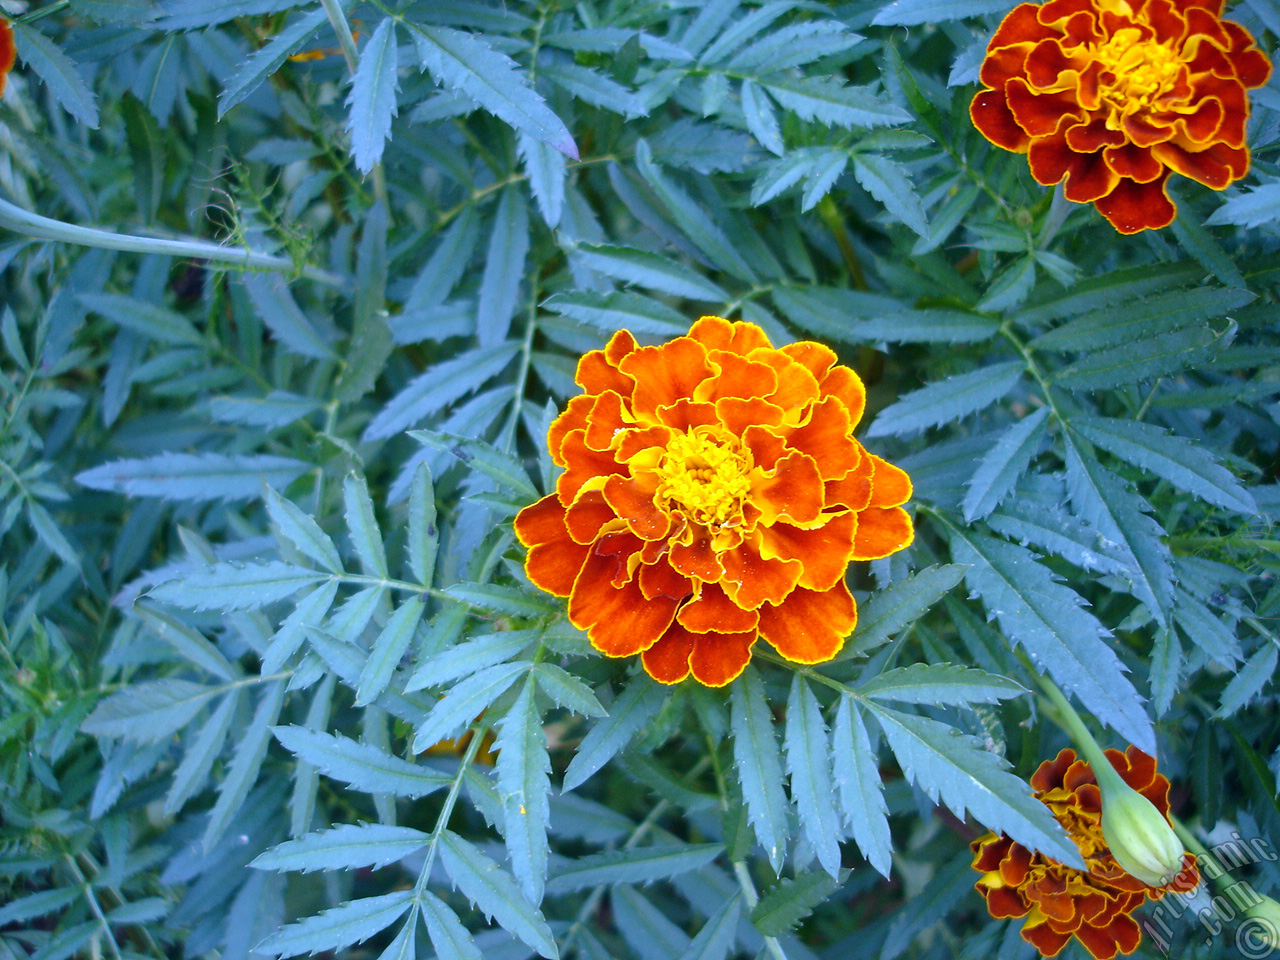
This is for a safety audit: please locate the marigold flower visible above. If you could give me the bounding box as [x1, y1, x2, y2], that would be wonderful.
[970, 0, 1272, 234]
[0, 20, 15, 98]
[971, 746, 1200, 959]
[515, 316, 913, 687]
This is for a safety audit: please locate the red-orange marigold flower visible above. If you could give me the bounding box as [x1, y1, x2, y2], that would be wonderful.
[0, 20, 15, 98]
[971, 746, 1200, 959]
[971, 0, 1272, 234]
[515, 316, 913, 687]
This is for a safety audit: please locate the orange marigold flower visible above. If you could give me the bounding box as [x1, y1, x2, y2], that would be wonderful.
[0, 19, 15, 98]
[515, 316, 913, 687]
[970, 0, 1272, 234]
[971, 746, 1200, 959]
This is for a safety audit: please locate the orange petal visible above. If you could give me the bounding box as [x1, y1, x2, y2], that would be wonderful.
[757, 581, 855, 664]
[758, 351, 821, 416]
[985, 885, 1032, 919]
[980, 41, 1035, 89]
[615, 424, 672, 462]
[603, 474, 669, 541]
[565, 490, 621, 544]
[515, 494, 568, 547]
[668, 522, 726, 581]
[677, 581, 758, 633]
[619, 337, 713, 420]
[721, 541, 802, 609]
[569, 547, 678, 657]
[688, 316, 772, 355]
[1074, 915, 1138, 960]
[867, 454, 913, 509]
[759, 513, 856, 592]
[642, 624, 695, 683]
[1093, 172, 1176, 234]
[851, 506, 914, 560]
[548, 395, 594, 466]
[639, 557, 693, 603]
[656, 397, 720, 431]
[784, 396, 860, 480]
[689, 630, 756, 686]
[576, 330, 637, 395]
[695, 351, 778, 404]
[780, 340, 837, 381]
[1066, 119, 1125, 153]
[821, 365, 866, 429]
[517, 497, 590, 597]
[742, 424, 788, 473]
[716, 396, 784, 436]
[753, 450, 824, 525]
[584, 391, 631, 450]
[557, 429, 625, 504]
[825, 451, 873, 512]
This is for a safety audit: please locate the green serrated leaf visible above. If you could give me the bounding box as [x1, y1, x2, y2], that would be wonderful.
[729, 666, 788, 872]
[750, 871, 839, 937]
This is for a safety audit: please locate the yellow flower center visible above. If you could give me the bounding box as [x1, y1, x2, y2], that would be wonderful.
[1095, 28, 1183, 121]
[655, 428, 751, 528]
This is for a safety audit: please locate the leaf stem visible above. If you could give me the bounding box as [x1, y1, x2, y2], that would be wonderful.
[0, 196, 346, 287]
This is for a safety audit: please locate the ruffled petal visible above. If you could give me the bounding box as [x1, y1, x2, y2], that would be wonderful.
[783, 396, 861, 481]
[688, 315, 772, 355]
[569, 545, 679, 657]
[576, 330, 636, 395]
[603, 474, 669, 540]
[0, 21, 15, 97]
[721, 540, 803, 609]
[758, 514, 856, 593]
[619, 336, 714, 420]
[757, 581, 856, 663]
[677, 581, 758, 633]
[752, 451, 824, 525]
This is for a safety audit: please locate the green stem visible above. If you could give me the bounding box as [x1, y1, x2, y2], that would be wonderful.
[0, 196, 346, 287]
[1029, 666, 1130, 796]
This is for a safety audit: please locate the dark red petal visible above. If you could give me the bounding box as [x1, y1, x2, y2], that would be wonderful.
[1093, 172, 1176, 234]
[972, 89, 1032, 152]
[0, 21, 14, 97]
[1006, 78, 1086, 138]
[1151, 140, 1246, 189]
[1103, 143, 1164, 183]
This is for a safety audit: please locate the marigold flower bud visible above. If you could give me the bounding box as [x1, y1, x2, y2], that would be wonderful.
[1098, 776, 1186, 888]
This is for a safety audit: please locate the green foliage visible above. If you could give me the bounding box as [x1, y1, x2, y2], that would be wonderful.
[1, 1, 1277, 959]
